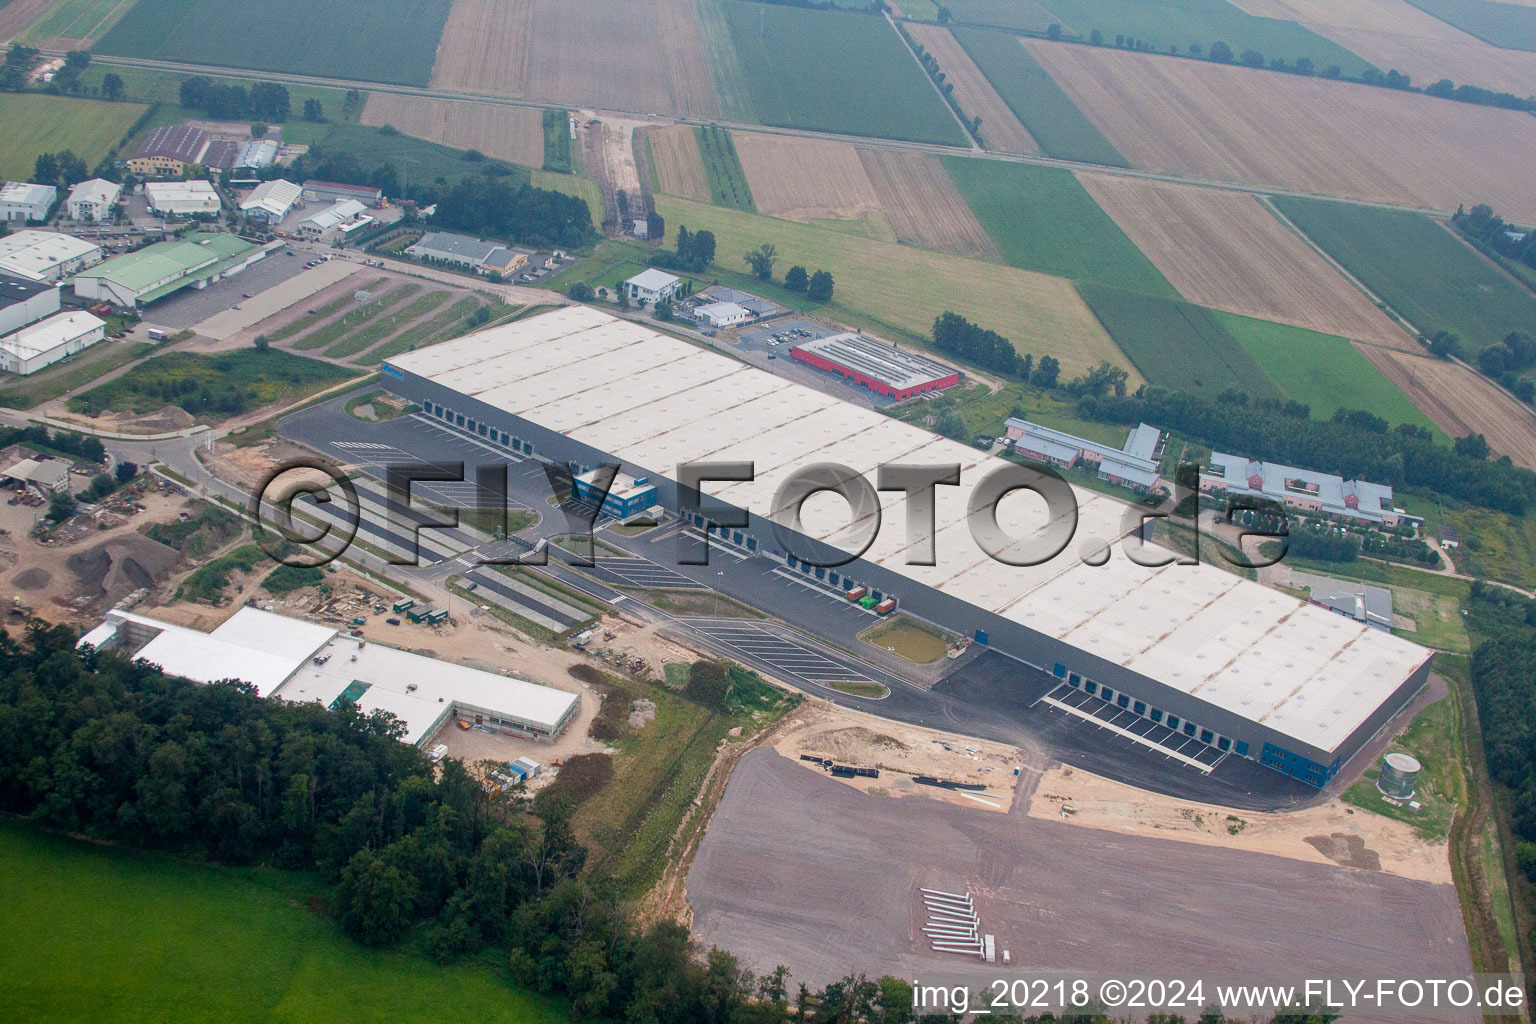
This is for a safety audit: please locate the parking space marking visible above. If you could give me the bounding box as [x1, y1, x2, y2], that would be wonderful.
[1035, 683, 1222, 773]
[680, 619, 881, 688]
[591, 556, 705, 590]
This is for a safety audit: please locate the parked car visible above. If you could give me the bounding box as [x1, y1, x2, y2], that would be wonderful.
[386, 617, 400, 625]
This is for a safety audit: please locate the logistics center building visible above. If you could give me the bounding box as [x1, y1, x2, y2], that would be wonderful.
[381, 307, 1431, 787]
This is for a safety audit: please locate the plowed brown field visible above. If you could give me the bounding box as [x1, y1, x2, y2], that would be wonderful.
[1230, 0, 1536, 96]
[0, 0, 51, 42]
[1356, 345, 1536, 468]
[1026, 41, 1536, 221]
[431, 0, 718, 117]
[647, 124, 710, 201]
[1078, 174, 1410, 348]
[732, 133, 880, 222]
[905, 23, 1037, 154]
[360, 94, 544, 167]
[859, 149, 999, 259]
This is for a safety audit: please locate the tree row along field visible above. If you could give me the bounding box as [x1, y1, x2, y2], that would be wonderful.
[902, 21, 1039, 154]
[96, 0, 453, 87]
[939, 0, 1377, 76]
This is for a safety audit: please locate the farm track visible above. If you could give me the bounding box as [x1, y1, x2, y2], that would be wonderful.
[36, 49, 1475, 221]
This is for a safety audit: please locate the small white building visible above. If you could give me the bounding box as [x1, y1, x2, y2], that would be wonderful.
[0, 182, 57, 223]
[2, 457, 70, 493]
[144, 180, 221, 217]
[66, 179, 122, 222]
[623, 268, 680, 306]
[296, 199, 369, 241]
[0, 230, 103, 283]
[237, 179, 302, 224]
[0, 310, 105, 374]
[692, 300, 752, 328]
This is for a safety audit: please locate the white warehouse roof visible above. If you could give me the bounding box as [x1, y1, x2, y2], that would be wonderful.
[239, 179, 302, 217]
[0, 230, 100, 281]
[386, 307, 1430, 753]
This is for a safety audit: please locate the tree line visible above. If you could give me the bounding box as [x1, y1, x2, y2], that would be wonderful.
[428, 174, 594, 249]
[178, 75, 292, 123]
[1075, 387, 1536, 515]
[1466, 583, 1536, 887]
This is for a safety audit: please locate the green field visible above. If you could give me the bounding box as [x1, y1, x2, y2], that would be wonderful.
[1076, 284, 1281, 398]
[18, 0, 128, 43]
[1404, 0, 1536, 51]
[98, 0, 452, 86]
[943, 0, 1058, 30]
[1273, 198, 1536, 357]
[0, 823, 566, 1024]
[326, 291, 451, 359]
[951, 27, 1126, 165]
[0, 341, 152, 410]
[291, 284, 420, 351]
[68, 349, 356, 421]
[1215, 312, 1444, 434]
[0, 92, 148, 181]
[718, 0, 968, 145]
[541, 108, 571, 173]
[1443, 505, 1536, 590]
[942, 157, 1174, 294]
[359, 296, 488, 365]
[530, 170, 604, 227]
[697, 126, 755, 212]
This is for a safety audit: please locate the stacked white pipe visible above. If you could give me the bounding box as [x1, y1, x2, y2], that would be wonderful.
[921, 887, 983, 958]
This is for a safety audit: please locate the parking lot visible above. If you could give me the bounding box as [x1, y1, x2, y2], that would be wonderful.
[146, 250, 314, 329]
[590, 555, 705, 590]
[737, 317, 837, 349]
[679, 618, 886, 693]
[1036, 682, 1228, 772]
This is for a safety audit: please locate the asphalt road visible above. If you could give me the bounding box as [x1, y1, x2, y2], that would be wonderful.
[280, 395, 1315, 809]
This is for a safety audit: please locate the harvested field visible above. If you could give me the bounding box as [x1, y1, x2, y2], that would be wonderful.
[858, 149, 999, 259]
[1230, 0, 1536, 95]
[429, 0, 719, 117]
[646, 124, 710, 202]
[731, 134, 879, 223]
[688, 748, 1476, 1001]
[903, 23, 1037, 154]
[1355, 346, 1536, 469]
[0, 0, 53, 43]
[360, 94, 543, 167]
[1026, 40, 1536, 221]
[1077, 175, 1411, 348]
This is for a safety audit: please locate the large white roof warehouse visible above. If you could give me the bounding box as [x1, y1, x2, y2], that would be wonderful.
[78, 607, 579, 745]
[383, 306, 1430, 786]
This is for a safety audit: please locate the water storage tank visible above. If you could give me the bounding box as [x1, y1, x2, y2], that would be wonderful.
[1378, 752, 1421, 800]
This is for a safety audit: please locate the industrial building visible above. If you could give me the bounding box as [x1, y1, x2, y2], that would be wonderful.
[73, 233, 264, 308]
[623, 268, 680, 306]
[692, 301, 753, 328]
[2, 457, 70, 494]
[65, 178, 122, 222]
[0, 230, 102, 282]
[573, 467, 659, 519]
[77, 606, 580, 746]
[0, 272, 61, 336]
[0, 310, 106, 375]
[380, 307, 1433, 788]
[0, 182, 56, 222]
[1200, 453, 1412, 527]
[1004, 419, 1164, 494]
[238, 179, 302, 223]
[1293, 570, 1393, 633]
[406, 230, 501, 270]
[127, 124, 212, 177]
[144, 180, 221, 217]
[296, 199, 370, 241]
[302, 180, 382, 208]
[790, 331, 960, 400]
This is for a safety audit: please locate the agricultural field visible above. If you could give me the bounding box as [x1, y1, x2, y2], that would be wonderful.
[17, 0, 133, 45]
[1355, 346, 1536, 469]
[67, 350, 356, 423]
[1215, 311, 1440, 431]
[542, 109, 572, 173]
[943, 158, 1174, 295]
[646, 124, 710, 202]
[1271, 198, 1536, 356]
[1402, 0, 1536, 50]
[0, 823, 566, 1024]
[1077, 175, 1410, 348]
[654, 194, 1130, 380]
[951, 27, 1126, 165]
[313, 121, 530, 192]
[0, 0, 52, 42]
[732, 134, 879, 223]
[1027, 40, 1536, 221]
[858, 149, 999, 259]
[1034, 0, 1375, 75]
[903, 23, 1038, 153]
[1075, 284, 1280, 398]
[359, 94, 544, 168]
[717, 0, 968, 145]
[0, 92, 146, 180]
[430, 0, 719, 118]
[97, 0, 452, 86]
[942, 0, 1058, 30]
[695, 126, 754, 212]
[1232, 0, 1536, 96]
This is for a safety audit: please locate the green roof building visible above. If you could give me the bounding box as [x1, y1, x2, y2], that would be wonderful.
[72, 232, 265, 308]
